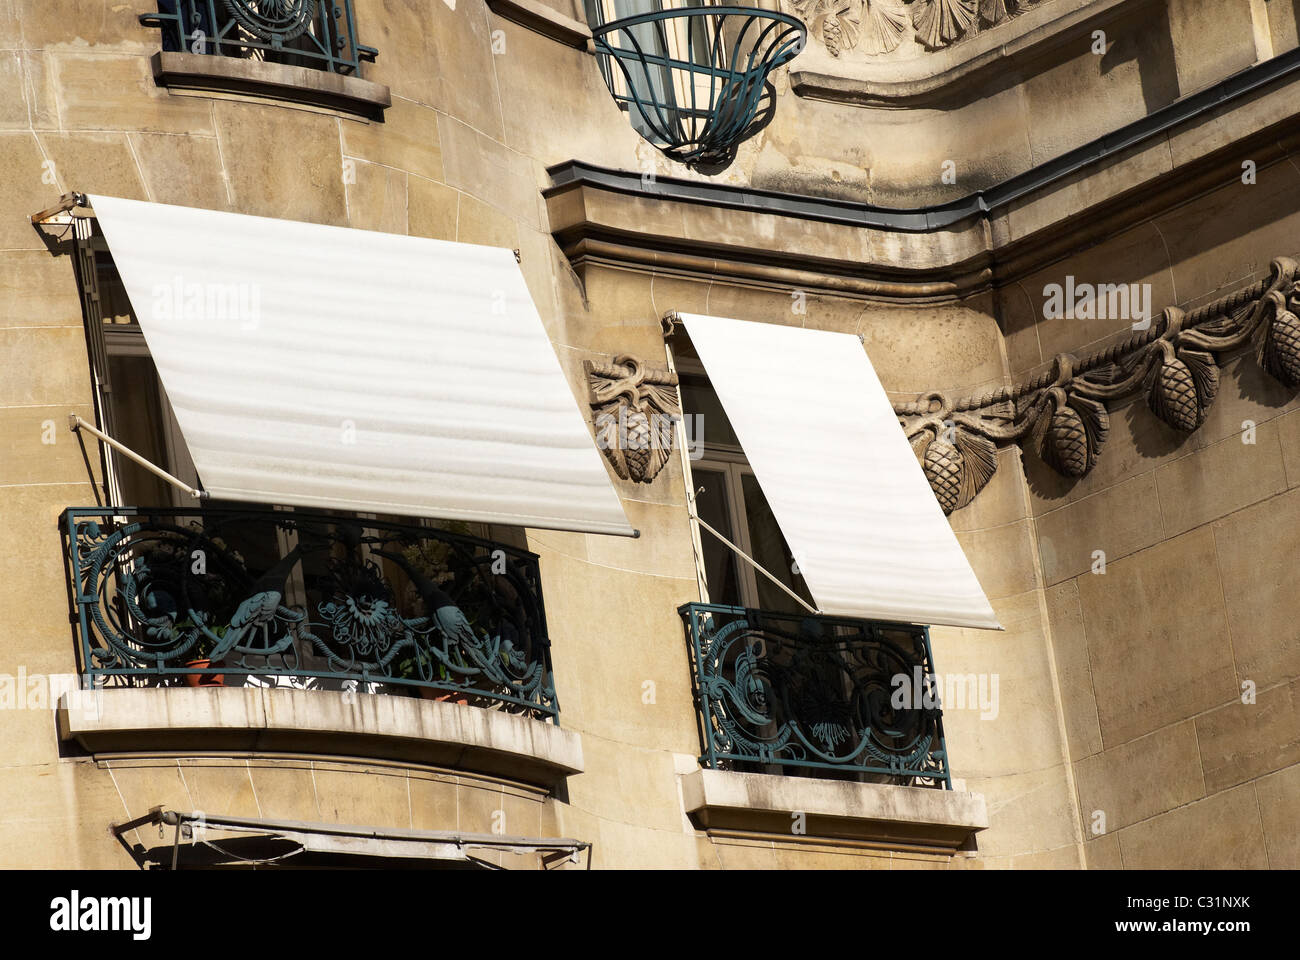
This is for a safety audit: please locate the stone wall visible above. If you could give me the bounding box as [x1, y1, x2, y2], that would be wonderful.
[1000, 160, 1300, 869]
[0, 0, 1295, 868]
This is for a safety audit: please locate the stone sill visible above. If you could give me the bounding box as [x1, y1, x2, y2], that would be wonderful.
[486, 0, 592, 49]
[790, 0, 1156, 109]
[681, 768, 988, 849]
[151, 51, 391, 121]
[57, 687, 583, 789]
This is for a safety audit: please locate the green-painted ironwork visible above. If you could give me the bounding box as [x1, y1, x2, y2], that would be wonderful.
[679, 602, 952, 787]
[588, 4, 805, 168]
[63, 507, 557, 722]
[141, 1, 377, 75]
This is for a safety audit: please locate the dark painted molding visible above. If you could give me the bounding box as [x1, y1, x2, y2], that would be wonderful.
[486, 0, 592, 48]
[547, 42, 1300, 233]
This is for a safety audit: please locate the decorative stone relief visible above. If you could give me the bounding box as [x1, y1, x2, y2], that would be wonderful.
[786, 0, 1048, 56]
[899, 258, 1300, 514]
[585, 355, 681, 483]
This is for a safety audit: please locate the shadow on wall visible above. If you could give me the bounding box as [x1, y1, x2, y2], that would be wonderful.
[1099, 3, 1179, 113]
[1022, 357, 1300, 507]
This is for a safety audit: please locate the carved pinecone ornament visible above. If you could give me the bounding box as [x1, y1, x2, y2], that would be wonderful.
[823, 14, 844, 55]
[923, 438, 963, 514]
[622, 409, 652, 480]
[912, 424, 999, 515]
[1039, 393, 1109, 477]
[1045, 407, 1087, 473]
[1148, 347, 1218, 432]
[1260, 296, 1300, 386]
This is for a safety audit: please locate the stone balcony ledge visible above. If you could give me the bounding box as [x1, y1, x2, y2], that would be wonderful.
[681, 768, 988, 849]
[57, 687, 583, 789]
[151, 52, 391, 121]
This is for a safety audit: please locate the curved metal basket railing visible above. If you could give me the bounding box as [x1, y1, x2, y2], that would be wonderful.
[591, 6, 806, 168]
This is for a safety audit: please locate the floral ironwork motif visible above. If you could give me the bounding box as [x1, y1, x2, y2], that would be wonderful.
[222, 0, 318, 42]
[680, 602, 951, 786]
[786, 0, 1045, 57]
[63, 507, 557, 721]
[898, 258, 1300, 514]
[585, 355, 681, 484]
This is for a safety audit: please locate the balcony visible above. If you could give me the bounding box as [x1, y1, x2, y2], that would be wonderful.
[62, 506, 557, 721]
[140, 2, 389, 119]
[142, 1, 376, 75]
[679, 602, 951, 787]
[678, 603, 988, 848]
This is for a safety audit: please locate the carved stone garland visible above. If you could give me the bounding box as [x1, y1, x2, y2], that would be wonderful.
[585, 355, 682, 484]
[899, 258, 1300, 514]
[785, 0, 1049, 57]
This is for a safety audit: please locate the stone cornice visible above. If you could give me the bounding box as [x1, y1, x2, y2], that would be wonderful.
[545, 46, 1300, 297]
[789, 0, 1153, 109]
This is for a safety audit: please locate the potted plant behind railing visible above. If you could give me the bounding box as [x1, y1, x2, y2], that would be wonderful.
[391, 653, 470, 705]
[183, 621, 227, 688]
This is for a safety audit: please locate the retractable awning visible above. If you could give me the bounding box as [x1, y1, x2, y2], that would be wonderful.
[681, 313, 1000, 630]
[88, 195, 634, 537]
[112, 809, 591, 870]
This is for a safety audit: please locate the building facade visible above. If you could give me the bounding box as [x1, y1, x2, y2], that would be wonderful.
[0, 0, 1296, 868]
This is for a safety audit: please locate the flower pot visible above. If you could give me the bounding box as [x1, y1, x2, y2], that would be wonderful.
[419, 685, 469, 705]
[184, 659, 225, 688]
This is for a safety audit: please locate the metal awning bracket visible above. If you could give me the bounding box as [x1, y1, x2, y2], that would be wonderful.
[31, 192, 92, 230]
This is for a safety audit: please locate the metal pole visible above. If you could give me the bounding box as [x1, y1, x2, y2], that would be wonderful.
[663, 326, 711, 604]
[689, 510, 819, 616]
[68, 414, 208, 501]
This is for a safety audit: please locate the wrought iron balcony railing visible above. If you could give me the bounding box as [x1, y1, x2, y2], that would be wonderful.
[588, 4, 805, 169]
[141, 1, 378, 75]
[63, 507, 557, 722]
[680, 602, 951, 787]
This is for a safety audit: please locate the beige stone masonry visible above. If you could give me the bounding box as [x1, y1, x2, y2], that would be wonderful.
[681, 768, 988, 850]
[58, 687, 583, 789]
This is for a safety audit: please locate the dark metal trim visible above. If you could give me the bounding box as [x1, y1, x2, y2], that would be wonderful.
[547, 43, 1300, 232]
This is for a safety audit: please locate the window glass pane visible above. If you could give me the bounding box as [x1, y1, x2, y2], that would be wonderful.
[741, 473, 814, 614]
[106, 355, 171, 506]
[97, 252, 136, 325]
[679, 374, 740, 449]
[693, 467, 742, 607]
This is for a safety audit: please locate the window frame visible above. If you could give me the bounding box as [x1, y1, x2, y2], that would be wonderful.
[673, 349, 812, 613]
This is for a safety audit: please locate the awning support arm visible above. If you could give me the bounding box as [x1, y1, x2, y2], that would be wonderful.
[664, 311, 820, 618]
[688, 506, 820, 616]
[662, 321, 711, 605]
[31, 192, 90, 227]
[68, 414, 208, 501]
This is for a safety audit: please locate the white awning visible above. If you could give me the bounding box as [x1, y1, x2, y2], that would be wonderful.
[681, 314, 1000, 630]
[89, 195, 633, 536]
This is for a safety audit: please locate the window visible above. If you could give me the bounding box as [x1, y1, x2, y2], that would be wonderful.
[584, 0, 719, 147]
[674, 332, 813, 614]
